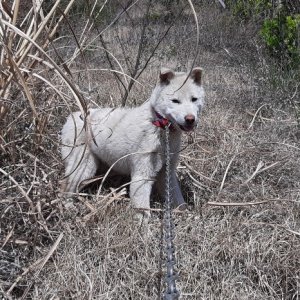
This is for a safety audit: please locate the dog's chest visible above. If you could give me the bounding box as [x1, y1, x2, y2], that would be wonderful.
[91, 125, 163, 174]
[89, 106, 181, 175]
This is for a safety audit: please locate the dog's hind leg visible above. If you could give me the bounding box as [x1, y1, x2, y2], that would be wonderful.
[62, 145, 98, 193]
[130, 172, 156, 225]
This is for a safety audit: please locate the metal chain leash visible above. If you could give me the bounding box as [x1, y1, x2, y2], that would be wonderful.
[162, 125, 180, 300]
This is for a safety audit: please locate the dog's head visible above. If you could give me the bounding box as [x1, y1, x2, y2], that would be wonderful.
[150, 67, 205, 132]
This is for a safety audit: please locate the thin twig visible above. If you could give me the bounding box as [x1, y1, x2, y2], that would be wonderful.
[248, 104, 267, 129]
[20, 233, 64, 300]
[183, 161, 219, 183]
[0, 167, 34, 211]
[244, 222, 300, 237]
[207, 198, 299, 207]
[121, 0, 152, 106]
[219, 155, 236, 193]
[242, 160, 282, 186]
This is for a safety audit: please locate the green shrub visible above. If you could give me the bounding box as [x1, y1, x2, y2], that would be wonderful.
[228, 0, 272, 19]
[226, 0, 300, 69]
[260, 14, 300, 68]
[260, 18, 281, 50]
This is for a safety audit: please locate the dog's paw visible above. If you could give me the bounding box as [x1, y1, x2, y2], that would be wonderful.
[176, 202, 188, 211]
[172, 202, 188, 212]
[133, 211, 150, 233]
[133, 211, 149, 223]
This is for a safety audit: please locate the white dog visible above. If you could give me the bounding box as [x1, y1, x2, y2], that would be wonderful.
[61, 68, 205, 221]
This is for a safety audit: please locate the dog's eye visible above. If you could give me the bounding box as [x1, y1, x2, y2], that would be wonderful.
[191, 97, 198, 102]
[171, 99, 180, 104]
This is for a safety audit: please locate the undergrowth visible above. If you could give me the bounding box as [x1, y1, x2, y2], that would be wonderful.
[0, 1, 299, 299]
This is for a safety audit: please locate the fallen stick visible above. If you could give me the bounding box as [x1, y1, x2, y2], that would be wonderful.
[206, 198, 298, 207]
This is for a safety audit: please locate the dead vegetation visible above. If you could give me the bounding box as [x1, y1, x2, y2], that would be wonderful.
[1, 1, 300, 299]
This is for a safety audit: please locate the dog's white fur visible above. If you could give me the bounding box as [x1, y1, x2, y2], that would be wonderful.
[61, 68, 205, 219]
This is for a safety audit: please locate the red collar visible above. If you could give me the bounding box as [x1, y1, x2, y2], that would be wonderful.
[152, 111, 176, 131]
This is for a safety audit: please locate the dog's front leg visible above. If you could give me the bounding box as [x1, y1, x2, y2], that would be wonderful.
[156, 168, 187, 210]
[170, 171, 187, 210]
[130, 174, 155, 225]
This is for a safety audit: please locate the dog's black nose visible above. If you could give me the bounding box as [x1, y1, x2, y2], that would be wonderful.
[185, 114, 195, 125]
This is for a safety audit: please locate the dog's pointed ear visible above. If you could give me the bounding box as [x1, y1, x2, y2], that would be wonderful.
[159, 68, 175, 85]
[190, 67, 203, 85]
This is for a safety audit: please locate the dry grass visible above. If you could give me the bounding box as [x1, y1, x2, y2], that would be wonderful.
[1, 1, 300, 299]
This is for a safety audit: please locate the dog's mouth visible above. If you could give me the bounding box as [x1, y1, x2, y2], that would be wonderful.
[166, 115, 196, 132]
[178, 124, 195, 132]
